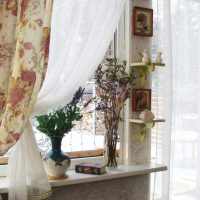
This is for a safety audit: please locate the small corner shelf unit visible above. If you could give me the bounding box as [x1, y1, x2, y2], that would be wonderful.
[130, 62, 165, 87]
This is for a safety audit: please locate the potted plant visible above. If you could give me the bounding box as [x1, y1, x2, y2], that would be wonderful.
[94, 58, 135, 167]
[35, 87, 84, 179]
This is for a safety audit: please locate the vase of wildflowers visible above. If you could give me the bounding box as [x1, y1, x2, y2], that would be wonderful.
[94, 58, 134, 167]
[35, 87, 84, 179]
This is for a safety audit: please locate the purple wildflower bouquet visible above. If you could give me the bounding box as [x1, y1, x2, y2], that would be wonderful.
[94, 58, 135, 167]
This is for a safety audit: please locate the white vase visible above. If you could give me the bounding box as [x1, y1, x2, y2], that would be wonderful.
[142, 50, 151, 64]
[43, 136, 70, 179]
[156, 52, 162, 64]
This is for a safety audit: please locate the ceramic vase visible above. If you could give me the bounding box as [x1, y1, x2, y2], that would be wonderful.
[142, 50, 151, 64]
[43, 136, 70, 179]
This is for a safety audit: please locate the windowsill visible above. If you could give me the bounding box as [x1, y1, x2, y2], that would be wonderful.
[0, 162, 167, 194]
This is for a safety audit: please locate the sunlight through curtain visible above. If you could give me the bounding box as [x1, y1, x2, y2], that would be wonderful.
[152, 0, 200, 199]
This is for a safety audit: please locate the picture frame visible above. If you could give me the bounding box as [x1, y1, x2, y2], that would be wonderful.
[133, 6, 153, 37]
[132, 89, 151, 112]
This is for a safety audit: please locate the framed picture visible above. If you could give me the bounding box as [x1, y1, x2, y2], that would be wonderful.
[133, 6, 153, 37]
[132, 89, 151, 111]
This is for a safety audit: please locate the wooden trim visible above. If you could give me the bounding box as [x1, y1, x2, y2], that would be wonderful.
[68, 149, 119, 159]
[68, 149, 104, 159]
[0, 150, 105, 164]
[0, 149, 120, 164]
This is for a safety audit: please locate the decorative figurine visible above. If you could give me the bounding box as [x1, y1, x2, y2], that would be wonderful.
[142, 50, 151, 64]
[139, 109, 155, 122]
[156, 52, 162, 64]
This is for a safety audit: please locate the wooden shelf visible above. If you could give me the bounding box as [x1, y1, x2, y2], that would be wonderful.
[130, 62, 165, 68]
[151, 62, 165, 67]
[131, 62, 148, 67]
[129, 118, 165, 124]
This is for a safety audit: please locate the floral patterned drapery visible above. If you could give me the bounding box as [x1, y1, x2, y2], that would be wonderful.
[0, 0, 52, 155]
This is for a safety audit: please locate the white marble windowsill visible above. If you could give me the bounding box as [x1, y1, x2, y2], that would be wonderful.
[0, 162, 167, 194]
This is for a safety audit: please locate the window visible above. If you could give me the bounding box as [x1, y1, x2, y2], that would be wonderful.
[34, 81, 106, 157]
[0, 7, 125, 166]
[0, 35, 119, 166]
[34, 33, 120, 159]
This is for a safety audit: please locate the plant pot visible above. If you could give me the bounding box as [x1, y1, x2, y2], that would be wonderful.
[43, 136, 70, 180]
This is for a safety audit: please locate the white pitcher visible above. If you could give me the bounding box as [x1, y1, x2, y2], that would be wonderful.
[142, 50, 151, 64]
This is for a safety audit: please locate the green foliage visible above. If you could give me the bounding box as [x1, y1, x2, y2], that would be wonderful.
[35, 87, 84, 137]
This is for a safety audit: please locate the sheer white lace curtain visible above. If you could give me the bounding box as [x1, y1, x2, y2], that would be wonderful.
[8, 0, 125, 200]
[33, 0, 125, 114]
[152, 0, 200, 200]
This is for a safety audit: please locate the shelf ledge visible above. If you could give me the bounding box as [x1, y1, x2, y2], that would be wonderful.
[50, 163, 167, 187]
[0, 163, 167, 193]
[130, 62, 165, 67]
[129, 118, 166, 124]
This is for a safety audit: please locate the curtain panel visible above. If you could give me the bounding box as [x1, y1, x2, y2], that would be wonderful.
[33, 0, 125, 115]
[152, 0, 200, 199]
[0, 0, 51, 154]
[0, 0, 53, 199]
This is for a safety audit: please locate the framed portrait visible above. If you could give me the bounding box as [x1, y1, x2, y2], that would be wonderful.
[133, 6, 153, 37]
[132, 89, 151, 112]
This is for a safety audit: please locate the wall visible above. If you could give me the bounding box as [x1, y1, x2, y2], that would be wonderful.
[49, 175, 149, 200]
[123, 0, 152, 166]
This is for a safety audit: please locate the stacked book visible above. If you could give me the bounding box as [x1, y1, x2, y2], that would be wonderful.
[75, 162, 106, 175]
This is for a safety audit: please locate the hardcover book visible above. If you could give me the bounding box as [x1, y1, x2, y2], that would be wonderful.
[75, 162, 106, 175]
